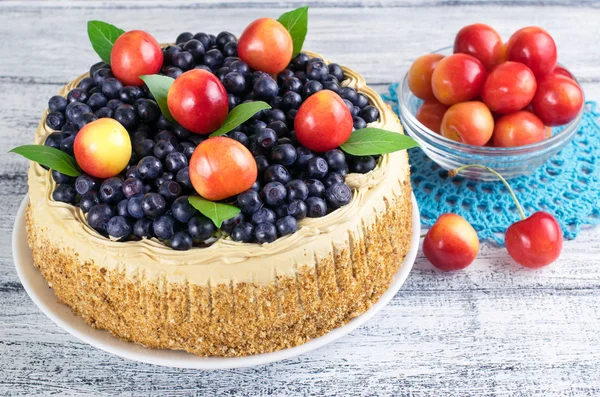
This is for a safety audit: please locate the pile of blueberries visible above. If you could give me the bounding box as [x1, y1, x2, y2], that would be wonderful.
[43, 30, 381, 250]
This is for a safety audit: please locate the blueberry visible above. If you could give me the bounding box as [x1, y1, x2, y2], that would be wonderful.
[342, 99, 356, 115]
[286, 179, 309, 201]
[223, 41, 238, 57]
[237, 189, 262, 215]
[359, 105, 379, 123]
[75, 174, 99, 195]
[254, 222, 277, 244]
[157, 180, 182, 201]
[155, 130, 178, 145]
[355, 93, 369, 109]
[216, 31, 237, 49]
[87, 92, 108, 110]
[87, 203, 115, 233]
[163, 152, 188, 174]
[114, 104, 139, 130]
[277, 69, 295, 85]
[88, 86, 101, 96]
[119, 86, 144, 104]
[267, 120, 289, 138]
[46, 111, 66, 130]
[172, 51, 195, 71]
[229, 130, 249, 147]
[325, 183, 352, 209]
[276, 216, 298, 236]
[188, 135, 205, 146]
[170, 196, 196, 223]
[287, 199, 308, 220]
[98, 177, 124, 204]
[252, 207, 277, 225]
[353, 116, 367, 130]
[223, 72, 246, 94]
[176, 32, 193, 45]
[107, 99, 124, 111]
[253, 76, 278, 100]
[251, 180, 262, 191]
[48, 95, 67, 113]
[175, 143, 195, 161]
[230, 60, 250, 76]
[281, 91, 302, 111]
[183, 39, 205, 61]
[255, 128, 277, 151]
[292, 53, 310, 69]
[171, 231, 193, 250]
[52, 170, 75, 184]
[107, 216, 132, 239]
[132, 99, 159, 124]
[250, 70, 270, 85]
[171, 125, 192, 142]
[77, 77, 97, 92]
[127, 194, 145, 219]
[307, 157, 329, 179]
[296, 146, 315, 167]
[80, 190, 101, 212]
[262, 182, 287, 206]
[248, 120, 267, 135]
[282, 76, 302, 93]
[52, 184, 76, 204]
[302, 80, 323, 98]
[306, 197, 328, 218]
[59, 135, 75, 155]
[228, 94, 241, 110]
[157, 114, 174, 131]
[61, 122, 77, 134]
[133, 217, 154, 238]
[271, 144, 297, 166]
[324, 149, 347, 172]
[265, 109, 286, 123]
[101, 78, 123, 100]
[220, 213, 243, 234]
[154, 139, 176, 160]
[323, 172, 345, 188]
[142, 192, 167, 218]
[351, 155, 377, 173]
[321, 75, 340, 92]
[122, 177, 144, 198]
[193, 32, 211, 49]
[339, 87, 359, 105]
[125, 166, 140, 180]
[65, 102, 92, 123]
[254, 155, 269, 174]
[117, 199, 129, 217]
[328, 63, 344, 82]
[92, 68, 114, 86]
[163, 66, 183, 79]
[153, 215, 176, 240]
[76, 112, 98, 130]
[154, 172, 174, 189]
[90, 61, 109, 78]
[67, 88, 88, 104]
[306, 61, 328, 81]
[263, 164, 291, 184]
[231, 222, 254, 243]
[295, 70, 308, 83]
[188, 215, 216, 240]
[305, 179, 326, 198]
[203, 49, 224, 68]
[134, 139, 155, 158]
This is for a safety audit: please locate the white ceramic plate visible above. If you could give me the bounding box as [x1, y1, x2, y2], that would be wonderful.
[12, 194, 420, 369]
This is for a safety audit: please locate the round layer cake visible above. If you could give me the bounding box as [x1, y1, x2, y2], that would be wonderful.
[26, 51, 413, 357]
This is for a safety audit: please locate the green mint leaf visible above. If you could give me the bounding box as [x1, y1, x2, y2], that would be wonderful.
[340, 128, 420, 156]
[277, 6, 309, 57]
[209, 101, 271, 137]
[188, 197, 241, 229]
[10, 145, 81, 177]
[87, 20, 125, 64]
[140, 75, 175, 123]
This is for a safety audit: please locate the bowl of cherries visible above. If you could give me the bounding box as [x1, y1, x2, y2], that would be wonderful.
[399, 24, 585, 180]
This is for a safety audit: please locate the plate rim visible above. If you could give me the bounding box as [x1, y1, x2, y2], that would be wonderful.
[12, 193, 420, 369]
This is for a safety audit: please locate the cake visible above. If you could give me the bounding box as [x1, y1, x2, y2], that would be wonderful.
[23, 19, 413, 357]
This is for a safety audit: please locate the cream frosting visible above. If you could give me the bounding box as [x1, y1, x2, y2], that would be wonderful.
[27, 51, 410, 286]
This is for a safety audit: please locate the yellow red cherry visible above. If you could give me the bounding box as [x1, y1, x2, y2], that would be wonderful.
[237, 18, 293, 75]
[111, 30, 163, 87]
[74, 118, 132, 178]
[423, 213, 480, 271]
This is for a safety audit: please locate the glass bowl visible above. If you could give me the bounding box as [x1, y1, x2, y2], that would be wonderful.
[398, 47, 584, 180]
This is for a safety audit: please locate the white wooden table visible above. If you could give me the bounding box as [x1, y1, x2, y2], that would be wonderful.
[2, 1, 600, 395]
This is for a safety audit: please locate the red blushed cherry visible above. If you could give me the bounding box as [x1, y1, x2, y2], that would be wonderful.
[552, 66, 574, 80]
[294, 90, 353, 152]
[416, 100, 449, 134]
[423, 213, 480, 271]
[189, 137, 257, 201]
[408, 54, 445, 100]
[531, 75, 584, 126]
[506, 26, 557, 78]
[111, 30, 163, 86]
[450, 164, 563, 269]
[481, 61, 537, 114]
[237, 18, 293, 75]
[167, 69, 229, 134]
[431, 53, 487, 106]
[453, 23, 505, 71]
[492, 111, 546, 147]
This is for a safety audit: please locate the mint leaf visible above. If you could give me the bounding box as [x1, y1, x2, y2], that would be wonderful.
[277, 6, 309, 57]
[87, 20, 125, 64]
[340, 128, 420, 156]
[10, 145, 81, 177]
[140, 75, 175, 123]
[188, 196, 241, 229]
[210, 101, 271, 137]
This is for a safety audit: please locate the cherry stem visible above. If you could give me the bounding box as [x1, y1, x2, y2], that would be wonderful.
[419, 233, 427, 239]
[449, 164, 526, 221]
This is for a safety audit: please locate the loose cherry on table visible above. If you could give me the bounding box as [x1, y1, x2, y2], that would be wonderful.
[423, 213, 480, 271]
[449, 164, 563, 268]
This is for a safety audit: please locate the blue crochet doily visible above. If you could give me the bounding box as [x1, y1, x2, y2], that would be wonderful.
[383, 83, 600, 245]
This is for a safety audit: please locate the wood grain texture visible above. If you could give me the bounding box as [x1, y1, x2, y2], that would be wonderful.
[1, 1, 600, 396]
